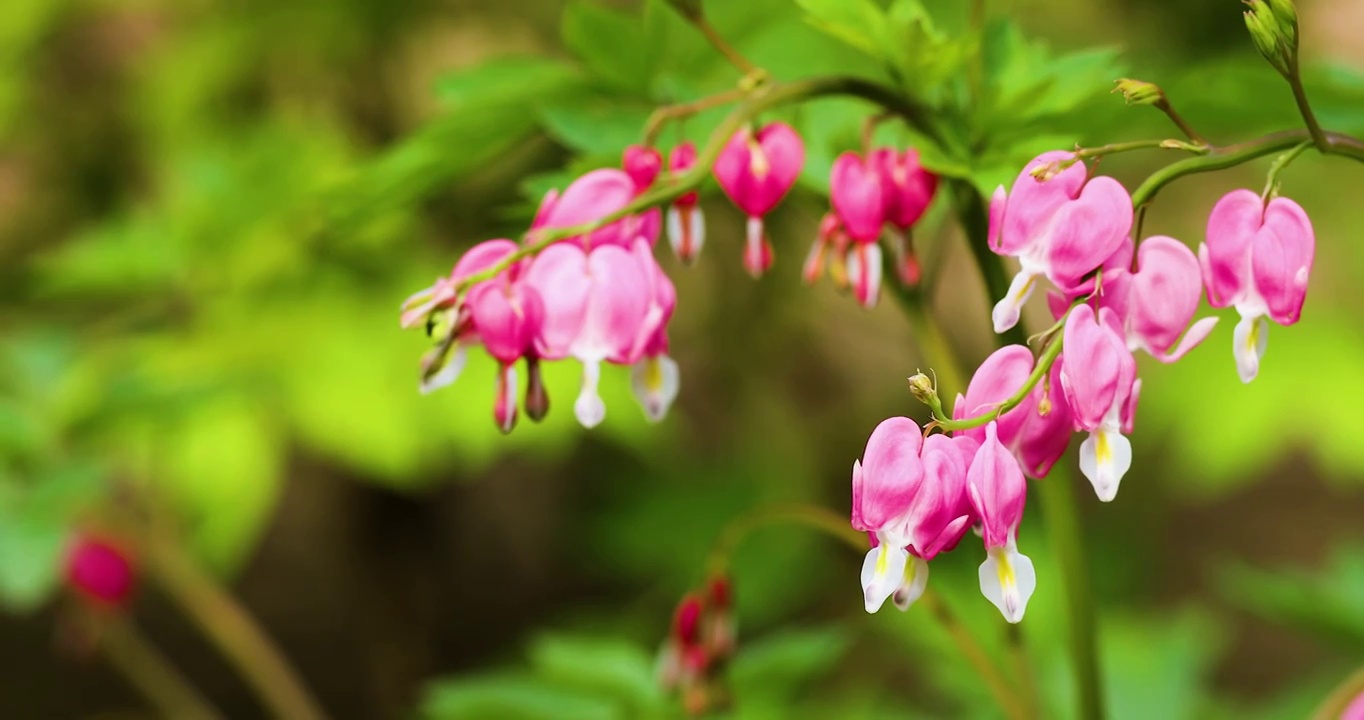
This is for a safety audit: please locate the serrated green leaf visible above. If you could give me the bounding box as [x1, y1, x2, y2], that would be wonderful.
[539, 100, 653, 157]
[794, 0, 888, 58]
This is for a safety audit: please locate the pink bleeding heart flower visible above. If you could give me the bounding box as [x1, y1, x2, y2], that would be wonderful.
[830, 152, 887, 308]
[467, 278, 545, 434]
[624, 240, 681, 422]
[954, 344, 1072, 478]
[66, 534, 136, 608]
[1340, 689, 1364, 720]
[666, 143, 706, 264]
[852, 418, 975, 613]
[1060, 304, 1139, 502]
[1200, 189, 1315, 383]
[1100, 235, 1219, 363]
[622, 145, 663, 246]
[875, 148, 937, 286]
[988, 151, 1134, 333]
[532, 169, 638, 249]
[713, 123, 805, 277]
[802, 212, 851, 289]
[522, 242, 652, 428]
[966, 423, 1035, 623]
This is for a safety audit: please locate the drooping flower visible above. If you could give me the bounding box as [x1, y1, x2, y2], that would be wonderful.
[966, 423, 1035, 623]
[954, 344, 1072, 478]
[875, 148, 937, 286]
[522, 240, 652, 428]
[65, 534, 136, 608]
[852, 418, 975, 613]
[623, 145, 663, 245]
[625, 239, 681, 422]
[1060, 304, 1139, 502]
[467, 273, 545, 433]
[713, 123, 805, 277]
[1086, 235, 1219, 363]
[802, 211, 851, 289]
[830, 151, 887, 308]
[666, 142, 706, 264]
[1200, 189, 1315, 382]
[988, 151, 1134, 333]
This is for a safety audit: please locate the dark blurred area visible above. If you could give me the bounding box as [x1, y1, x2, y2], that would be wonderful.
[1, 0, 1363, 718]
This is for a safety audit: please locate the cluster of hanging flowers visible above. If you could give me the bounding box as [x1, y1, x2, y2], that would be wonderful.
[400, 121, 943, 432]
[853, 149, 1316, 623]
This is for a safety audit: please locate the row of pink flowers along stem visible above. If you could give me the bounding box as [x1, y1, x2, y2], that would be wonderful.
[400, 125, 1315, 625]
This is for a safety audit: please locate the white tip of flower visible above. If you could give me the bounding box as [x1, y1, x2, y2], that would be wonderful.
[992, 271, 1037, 334]
[846, 242, 883, 309]
[420, 345, 468, 395]
[979, 546, 1036, 624]
[1078, 429, 1132, 502]
[860, 543, 908, 614]
[574, 360, 606, 428]
[630, 354, 680, 422]
[666, 206, 705, 264]
[1233, 313, 1269, 384]
[892, 555, 930, 612]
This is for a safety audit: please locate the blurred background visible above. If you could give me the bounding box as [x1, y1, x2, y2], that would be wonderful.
[1, 0, 1363, 717]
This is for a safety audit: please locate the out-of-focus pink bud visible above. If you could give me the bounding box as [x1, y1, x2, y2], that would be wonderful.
[1200, 189, 1315, 382]
[623, 145, 663, 191]
[713, 123, 805, 278]
[666, 143, 706, 265]
[989, 151, 1134, 333]
[66, 534, 136, 608]
[830, 152, 886, 242]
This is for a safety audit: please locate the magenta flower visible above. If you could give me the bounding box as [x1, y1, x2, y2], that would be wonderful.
[713, 123, 805, 277]
[522, 241, 653, 428]
[467, 275, 545, 434]
[1341, 689, 1364, 720]
[875, 148, 937, 286]
[954, 344, 1072, 478]
[1200, 189, 1315, 382]
[1099, 235, 1219, 363]
[988, 151, 1134, 333]
[66, 534, 136, 608]
[830, 151, 887, 308]
[665, 142, 706, 264]
[1060, 304, 1139, 502]
[852, 418, 975, 613]
[966, 423, 1035, 623]
[622, 145, 663, 246]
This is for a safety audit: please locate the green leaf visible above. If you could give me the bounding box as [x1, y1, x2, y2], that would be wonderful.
[1217, 544, 1364, 649]
[729, 626, 852, 704]
[0, 461, 105, 612]
[420, 673, 623, 720]
[529, 635, 662, 711]
[562, 1, 657, 94]
[1102, 609, 1226, 720]
[435, 56, 581, 110]
[793, 0, 888, 58]
[539, 100, 654, 156]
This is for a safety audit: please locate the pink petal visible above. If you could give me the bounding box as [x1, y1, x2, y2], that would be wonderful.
[1253, 195, 1314, 326]
[572, 244, 652, 362]
[966, 422, 1027, 549]
[1127, 236, 1204, 355]
[996, 151, 1087, 256]
[536, 169, 637, 248]
[451, 239, 519, 284]
[468, 282, 544, 364]
[622, 145, 663, 191]
[854, 417, 925, 533]
[830, 152, 886, 242]
[1016, 356, 1073, 478]
[956, 345, 1036, 448]
[1060, 305, 1129, 431]
[1201, 189, 1262, 307]
[908, 434, 971, 560]
[521, 243, 591, 360]
[877, 148, 937, 230]
[713, 123, 805, 217]
[1043, 176, 1134, 288]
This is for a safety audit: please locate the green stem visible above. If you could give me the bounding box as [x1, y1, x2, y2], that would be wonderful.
[928, 328, 1064, 431]
[1152, 95, 1207, 145]
[1130, 129, 1364, 211]
[1288, 61, 1330, 153]
[149, 539, 327, 720]
[703, 503, 1027, 719]
[1074, 138, 1207, 159]
[950, 180, 1028, 348]
[454, 76, 939, 291]
[1262, 140, 1313, 200]
[690, 14, 760, 76]
[643, 88, 751, 146]
[96, 615, 225, 720]
[1036, 466, 1106, 720]
[883, 282, 966, 402]
[1006, 623, 1039, 720]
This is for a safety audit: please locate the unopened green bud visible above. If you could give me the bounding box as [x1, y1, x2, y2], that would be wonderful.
[1112, 78, 1164, 107]
[1244, 0, 1297, 76]
[907, 372, 937, 406]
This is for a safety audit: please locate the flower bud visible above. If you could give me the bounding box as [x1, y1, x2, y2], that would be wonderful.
[1112, 78, 1164, 107]
[1244, 0, 1298, 76]
[65, 534, 136, 609]
[907, 372, 937, 406]
[524, 356, 549, 422]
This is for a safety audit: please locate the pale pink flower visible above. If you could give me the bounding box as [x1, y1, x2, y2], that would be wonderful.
[713, 123, 805, 277]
